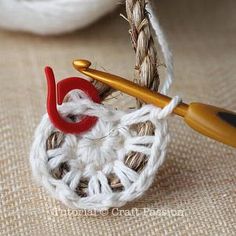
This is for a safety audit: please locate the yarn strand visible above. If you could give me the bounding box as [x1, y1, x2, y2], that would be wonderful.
[146, 2, 174, 94]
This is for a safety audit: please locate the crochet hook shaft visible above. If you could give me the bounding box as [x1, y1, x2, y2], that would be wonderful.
[73, 59, 236, 148]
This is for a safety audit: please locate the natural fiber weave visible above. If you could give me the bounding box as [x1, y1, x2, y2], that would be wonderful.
[123, 0, 160, 181]
[1, 0, 236, 235]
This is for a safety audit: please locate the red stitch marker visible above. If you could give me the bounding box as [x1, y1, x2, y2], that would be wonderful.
[45, 66, 100, 134]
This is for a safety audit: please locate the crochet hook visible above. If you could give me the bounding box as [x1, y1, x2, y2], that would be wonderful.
[73, 59, 236, 148]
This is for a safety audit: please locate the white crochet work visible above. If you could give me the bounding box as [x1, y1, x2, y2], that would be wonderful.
[30, 2, 181, 210]
[30, 91, 181, 210]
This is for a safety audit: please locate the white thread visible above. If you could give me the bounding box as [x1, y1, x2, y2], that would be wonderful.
[30, 1, 182, 210]
[0, 0, 118, 35]
[146, 2, 174, 95]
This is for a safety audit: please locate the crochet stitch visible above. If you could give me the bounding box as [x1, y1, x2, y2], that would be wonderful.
[30, 91, 181, 209]
[30, 1, 181, 210]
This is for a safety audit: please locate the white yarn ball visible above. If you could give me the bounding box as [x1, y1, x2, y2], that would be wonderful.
[0, 0, 118, 35]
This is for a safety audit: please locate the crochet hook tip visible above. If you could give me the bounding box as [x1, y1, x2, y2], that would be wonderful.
[73, 59, 91, 71]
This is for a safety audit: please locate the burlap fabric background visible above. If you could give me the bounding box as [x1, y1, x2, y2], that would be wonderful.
[0, 0, 235, 235]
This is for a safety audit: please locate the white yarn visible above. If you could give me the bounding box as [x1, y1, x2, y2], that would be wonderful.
[30, 2, 182, 210]
[0, 0, 118, 35]
[146, 2, 174, 95]
[30, 91, 181, 210]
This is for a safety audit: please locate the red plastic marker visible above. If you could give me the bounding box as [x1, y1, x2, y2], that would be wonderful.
[45, 67, 101, 134]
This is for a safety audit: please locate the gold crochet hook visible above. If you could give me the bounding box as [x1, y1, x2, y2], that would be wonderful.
[73, 59, 236, 148]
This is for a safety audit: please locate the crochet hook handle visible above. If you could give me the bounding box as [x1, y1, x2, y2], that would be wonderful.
[184, 103, 236, 148]
[73, 60, 236, 148]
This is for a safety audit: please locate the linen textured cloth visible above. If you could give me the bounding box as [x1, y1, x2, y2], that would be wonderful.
[0, 0, 235, 235]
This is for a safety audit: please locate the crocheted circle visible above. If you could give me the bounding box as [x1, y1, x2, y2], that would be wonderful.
[30, 91, 176, 210]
